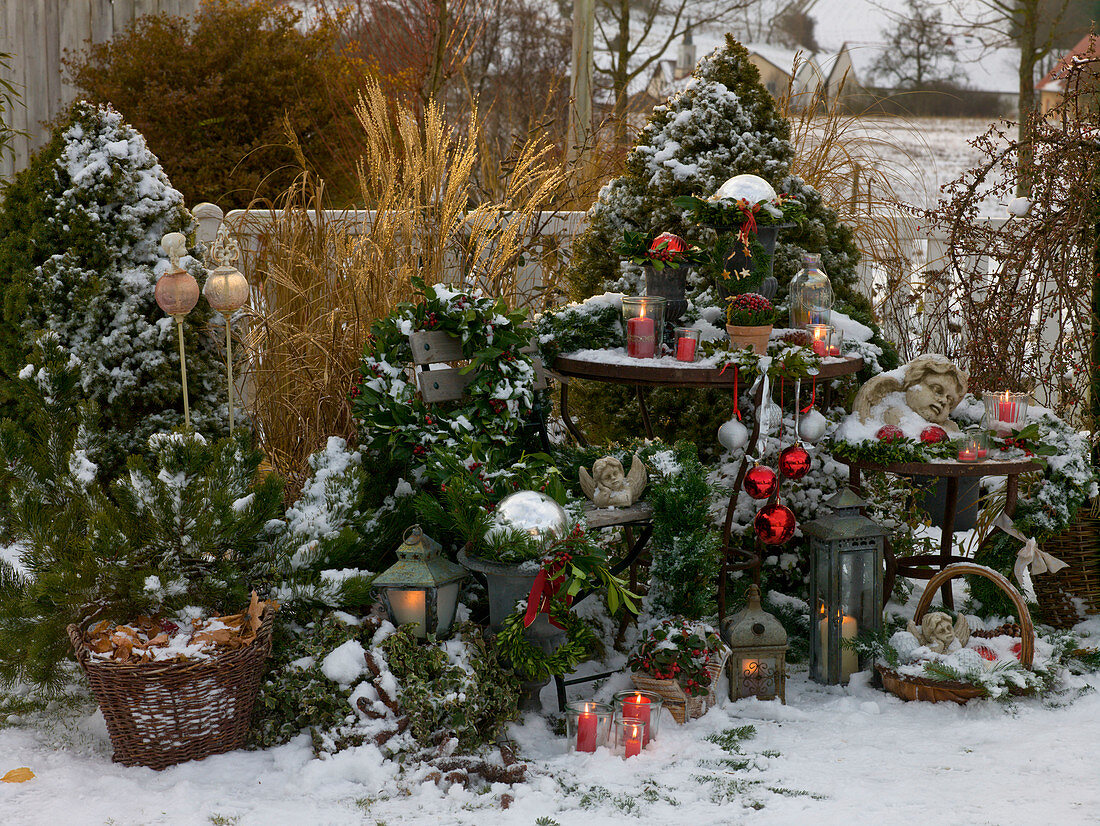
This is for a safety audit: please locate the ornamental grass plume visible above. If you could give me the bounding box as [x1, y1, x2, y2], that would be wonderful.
[237, 82, 563, 492]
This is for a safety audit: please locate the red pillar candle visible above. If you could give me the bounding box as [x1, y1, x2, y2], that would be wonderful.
[675, 336, 697, 362]
[576, 704, 598, 752]
[623, 720, 643, 758]
[627, 313, 656, 358]
[622, 693, 652, 745]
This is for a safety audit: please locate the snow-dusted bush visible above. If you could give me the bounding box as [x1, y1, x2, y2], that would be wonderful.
[0, 101, 225, 476]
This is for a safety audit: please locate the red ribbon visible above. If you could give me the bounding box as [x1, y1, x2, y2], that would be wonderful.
[738, 200, 759, 253]
[801, 376, 816, 414]
[523, 559, 571, 629]
[734, 366, 740, 420]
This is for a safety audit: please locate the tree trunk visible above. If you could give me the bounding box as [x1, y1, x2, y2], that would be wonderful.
[612, 0, 630, 146]
[1016, 2, 1039, 197]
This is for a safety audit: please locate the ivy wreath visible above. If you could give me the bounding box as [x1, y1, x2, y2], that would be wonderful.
[353, 279, 536, 465]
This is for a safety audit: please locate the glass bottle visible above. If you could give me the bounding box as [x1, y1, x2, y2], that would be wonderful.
[788, 253, 834, 329]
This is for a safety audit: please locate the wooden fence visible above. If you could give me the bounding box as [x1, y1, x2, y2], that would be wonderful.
[0, 0, 200, 180]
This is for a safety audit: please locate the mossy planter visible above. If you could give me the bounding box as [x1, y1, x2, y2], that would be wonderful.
[726, 324, 772, 355]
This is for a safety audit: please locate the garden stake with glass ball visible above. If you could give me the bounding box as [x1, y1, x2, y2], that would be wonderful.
[156, 233, 201, 431]
[203, 229, 250, 434]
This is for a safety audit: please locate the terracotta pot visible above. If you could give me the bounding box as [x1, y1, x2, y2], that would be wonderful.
[726, 324, 773, 355]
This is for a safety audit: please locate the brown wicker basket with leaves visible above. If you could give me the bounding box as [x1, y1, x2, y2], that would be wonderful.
[630, 654, 727, 724]
[1034, 498, 1100, 628]
[68, 606, 275, 770]
[878, 564, 1034, 705]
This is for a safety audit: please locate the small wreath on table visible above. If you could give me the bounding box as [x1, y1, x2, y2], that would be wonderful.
[352, 279, 536, 464]
[494, 604, 597, 682]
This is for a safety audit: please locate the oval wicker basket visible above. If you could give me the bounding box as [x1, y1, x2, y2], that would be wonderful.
[68, 605, 275, 770]
[630, 654, 727, 724]
[879, 563, 1034, 705]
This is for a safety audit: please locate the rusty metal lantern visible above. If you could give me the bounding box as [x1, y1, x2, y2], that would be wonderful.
[723, 584, 788, 703]
[156, 233, 200, 429]
[203, 230, 249, 433]
[374, 526, 468, 639]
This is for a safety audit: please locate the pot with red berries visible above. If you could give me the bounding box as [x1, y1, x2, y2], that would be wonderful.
[725, 293, 778, 355]
[626, 619, 729, 724]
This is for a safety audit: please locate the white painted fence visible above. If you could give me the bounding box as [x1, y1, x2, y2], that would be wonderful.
[0, 0, 200, 180]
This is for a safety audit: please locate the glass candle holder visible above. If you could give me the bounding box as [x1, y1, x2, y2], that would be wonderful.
[612, 690, 663, 744]
[788, 253, 834, 329]
[983, 391, 1028, 433]
[808, 324, 844, 357]
[956, 431, 989, 463]
[673, 327, 701, 363]
[622, 296, 666, 359]
[565, 701, 613, 753]
[614, 714, 648, 759]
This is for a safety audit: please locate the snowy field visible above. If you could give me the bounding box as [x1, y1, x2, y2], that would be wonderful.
[2, 583, 1097, 826]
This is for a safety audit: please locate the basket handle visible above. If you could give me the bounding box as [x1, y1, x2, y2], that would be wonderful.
[913, 563, 1034, 668]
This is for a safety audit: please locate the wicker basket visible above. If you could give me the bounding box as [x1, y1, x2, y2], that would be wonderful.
[1034, 499, 1100, 629]
[68, 606, 275, 770]
[630, 654, 727, 724]
[879, 564, 1034, 705]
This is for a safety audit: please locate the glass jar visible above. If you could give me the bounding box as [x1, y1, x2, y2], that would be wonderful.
[788, 253, 834, 329]
[622, 296, 666, 359]
[611, 690, 663, 744]
[983, 391, 1028, 434]
[613, 713, 648, 759]
[565, 700, 613, 753]
[673, 327, 701, 363]
[956, 431, 989, 463]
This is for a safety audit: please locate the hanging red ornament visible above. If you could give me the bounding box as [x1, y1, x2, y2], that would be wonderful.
[778, 445, 811, 480]
[876, 425, 904, 443]
[920, 425, 948, 444]
[754, 503, 796, 545]
[743, 465, 778, 499]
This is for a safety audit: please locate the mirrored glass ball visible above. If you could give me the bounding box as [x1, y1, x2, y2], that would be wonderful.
[492, 491, 569, 543]
[714, 174, 777, 204]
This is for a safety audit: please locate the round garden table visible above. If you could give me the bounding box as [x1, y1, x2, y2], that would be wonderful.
[840, 456, 1043, 608]
[549, 349, 864, 620]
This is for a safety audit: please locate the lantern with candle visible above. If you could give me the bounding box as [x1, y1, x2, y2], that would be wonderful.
[722, 584, 787, 702]
[802, 488, 886, 685]
[373, 526, 468, 639]
[565, 700, 613, 753]
[983, 391, 1028, 433]
[612, 689, 662, 744]
[788, 253, 834, 329]
[622, 296, 666, 359]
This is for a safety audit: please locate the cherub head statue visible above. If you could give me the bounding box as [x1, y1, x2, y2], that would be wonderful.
[906, 610, 970, 654]
[592, 457, 627, 491]
[579, 454, 647, 508]
[853, 354, 968, 431]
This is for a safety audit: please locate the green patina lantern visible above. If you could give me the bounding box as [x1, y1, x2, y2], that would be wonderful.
[374, 526, 467, 639]
[803, 488, 886, 685]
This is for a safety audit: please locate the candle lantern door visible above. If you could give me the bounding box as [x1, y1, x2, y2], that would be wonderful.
[722, 584, 787, 702]
[803, 489, 886, 685]
[373, 526, 467, 639]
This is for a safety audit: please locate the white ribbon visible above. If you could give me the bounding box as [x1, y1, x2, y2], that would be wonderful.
[752, 374, 771, 460]
[993, 511, 1068, 602]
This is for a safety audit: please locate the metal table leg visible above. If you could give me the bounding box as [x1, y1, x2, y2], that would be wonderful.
[939, 476, 959, 608]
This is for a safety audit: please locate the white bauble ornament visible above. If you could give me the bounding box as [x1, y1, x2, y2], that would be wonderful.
[1006, 196, 1032, 217]
[798, 409, 828, 444]
[713, 174, 777, 205]
[761, 401, 783, 433]
[717, 418, 749, 452]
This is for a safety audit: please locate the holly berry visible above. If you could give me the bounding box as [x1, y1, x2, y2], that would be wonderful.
[876, 425, 905, 443]
[920, 425, 948, 443]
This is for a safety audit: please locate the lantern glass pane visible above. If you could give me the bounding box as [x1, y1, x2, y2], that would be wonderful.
[738, 656, 777, 699]
[435, 581, 460, 635]
[387, 587, 428, 637]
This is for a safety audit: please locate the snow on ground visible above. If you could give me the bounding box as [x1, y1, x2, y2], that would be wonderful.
[2, 590, 1097, 826]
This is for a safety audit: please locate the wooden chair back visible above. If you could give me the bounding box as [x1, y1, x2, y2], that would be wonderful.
[407, 328, 547, 404]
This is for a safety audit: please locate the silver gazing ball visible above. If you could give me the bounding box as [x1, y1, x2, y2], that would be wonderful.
[798, 409, 828, 444]
[491, 491, 569, 544]
[713, 174, 777, 204]
[717, 418, 749, 452]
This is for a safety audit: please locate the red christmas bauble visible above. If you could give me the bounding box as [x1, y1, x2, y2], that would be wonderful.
[876, 425, 904, 443]
[974, 645, 996, 662]
[1011, 642, 1022, 660]
[778, 445, 811, 480]
[649, 231, 687, 254]
[744, 465, 778, 499]
[920, 425, 948, 444]
[754, 503, 796, 545]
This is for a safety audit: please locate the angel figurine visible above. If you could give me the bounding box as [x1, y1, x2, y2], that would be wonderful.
[579, 454, 647, 508]
[852, 354, 968, 433]
[907, 611, 970, 654]
[160, 232, 189, 269]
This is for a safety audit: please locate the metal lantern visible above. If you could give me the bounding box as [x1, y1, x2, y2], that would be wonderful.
[723, 584, 787, 703]
[203, 230, 250, 433]
[374, 526, 468, 639]
[803, 488, 886, 685]
[156, 232, 201, 430]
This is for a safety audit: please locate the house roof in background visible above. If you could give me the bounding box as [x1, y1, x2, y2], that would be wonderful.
[1036, 33, 1099, 92]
